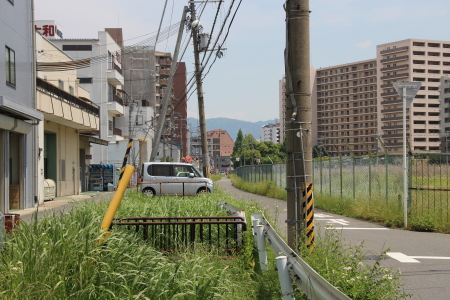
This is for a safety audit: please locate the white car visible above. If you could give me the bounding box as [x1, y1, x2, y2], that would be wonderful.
[139, 162, 214, 196]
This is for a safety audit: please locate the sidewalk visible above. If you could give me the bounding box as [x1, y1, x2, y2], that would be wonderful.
[10, 191, 115, 222]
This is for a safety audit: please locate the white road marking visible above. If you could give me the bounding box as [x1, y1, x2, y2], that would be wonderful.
[326, 227, 389, 230]
[387, 252, 450, 263]
[315, 213, 334, 218]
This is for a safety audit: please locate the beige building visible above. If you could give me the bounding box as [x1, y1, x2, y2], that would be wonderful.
[36, 32, 100, 197]
[315, 59, 378, 156]
[310, 38, 450, 156]
[440, 76, 450, 152]
[377, 39, 449, 153]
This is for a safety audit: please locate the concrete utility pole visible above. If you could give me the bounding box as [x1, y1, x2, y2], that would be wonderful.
[284, 0, 313, 249]
[150, 7, 188, 162]
[190, 2, 211, 178]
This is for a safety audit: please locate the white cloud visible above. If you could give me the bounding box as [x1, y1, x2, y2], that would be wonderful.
[356, 41, 372, 49]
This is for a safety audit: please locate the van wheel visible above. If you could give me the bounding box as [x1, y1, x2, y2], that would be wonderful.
[196, 187, 210, 195]
[142, 188, 156, 196]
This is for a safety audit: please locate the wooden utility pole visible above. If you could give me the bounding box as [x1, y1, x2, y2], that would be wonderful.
[285, 0, 313, 249]
[190, 2, 211, 178]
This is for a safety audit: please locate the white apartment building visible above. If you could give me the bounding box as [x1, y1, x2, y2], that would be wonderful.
[50, 29, 125, 164]
[260, 123, 280, 143]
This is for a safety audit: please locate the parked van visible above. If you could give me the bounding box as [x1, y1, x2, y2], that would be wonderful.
[139, 162, 214, 196]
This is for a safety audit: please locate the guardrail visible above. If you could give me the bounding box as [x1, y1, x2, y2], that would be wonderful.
[251, 213, 350, 300]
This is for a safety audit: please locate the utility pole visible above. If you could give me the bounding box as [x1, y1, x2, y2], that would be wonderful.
[150, 7, 188, 162]
[284, 0, 313, 249]
[190, 2, 211, 178]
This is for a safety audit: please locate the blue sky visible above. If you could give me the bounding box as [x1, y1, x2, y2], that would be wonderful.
[35, 0, 450, 122]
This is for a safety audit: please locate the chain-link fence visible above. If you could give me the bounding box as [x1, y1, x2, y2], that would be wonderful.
[231, 152, 450, 223]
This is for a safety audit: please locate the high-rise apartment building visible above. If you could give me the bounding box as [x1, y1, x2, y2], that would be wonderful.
[315, 59, 378, 156]
[377, 39, 448, 153]
[260, 123, 280, 143]
[310, 38, 450, 156]
[440, 76, 450, 152]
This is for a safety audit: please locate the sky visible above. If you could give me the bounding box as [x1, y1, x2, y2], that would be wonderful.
[34, 0, 450, 122]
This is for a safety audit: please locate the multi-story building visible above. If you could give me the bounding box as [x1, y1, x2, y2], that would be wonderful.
[260, 123, 280, 143]
[207, 129, 234, 174]
[35, 32, 100, 194]
[311, 38, 450, 156]
[315, 59, 378, 156]
[50, 28, 125, 164]
[377, 39, 448, 153]
[440, 76, 450, 153]
[172, 62, 188, 158]
[1, 1, 43, 212]
[118, 44, 156, 167]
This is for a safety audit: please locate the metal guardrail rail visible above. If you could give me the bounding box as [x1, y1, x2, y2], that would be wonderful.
[251, 213, 350, 300]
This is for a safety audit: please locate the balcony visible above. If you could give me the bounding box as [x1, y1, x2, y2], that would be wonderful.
[112, 127, 121, 136]
[381, 125, 408, 130]
[383, 133, 410, 138]
[381, 108, 403, 113]
[381, 116, 409, 122]
[381, 83, 393, 88]
[36, 77, 99, 130]
[380, 46, 409, 55]
[381, 91, 398, 97]
[380, 73, 409, 80]
[381, 99, 402, 105]
[159, 58, 171, 66]
[159, 69, 170, 76]
[380, 55, 409, 64]
[159, 79, 168, 86]
[107, 95, 124, 116]
[107, 63, 124, 86]
[380, 64, 409, 72]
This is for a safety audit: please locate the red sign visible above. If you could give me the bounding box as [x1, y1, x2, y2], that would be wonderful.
[86, 155, 92, 160]
[35, 24, 63, 38]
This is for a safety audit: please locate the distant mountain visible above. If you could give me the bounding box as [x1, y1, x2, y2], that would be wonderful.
[187, 117, 277, 141]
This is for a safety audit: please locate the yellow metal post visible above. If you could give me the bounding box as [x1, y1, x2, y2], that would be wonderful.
[302, 183, 314, 251]
[99, 164, 135, 245]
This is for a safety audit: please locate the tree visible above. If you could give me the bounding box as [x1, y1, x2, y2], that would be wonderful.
[231, 129, 244, 168]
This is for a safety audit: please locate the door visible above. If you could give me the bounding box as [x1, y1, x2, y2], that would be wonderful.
[173, 164, 201, 195]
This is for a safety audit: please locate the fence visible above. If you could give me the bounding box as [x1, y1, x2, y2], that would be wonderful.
[251, 213, 350, 300]
[111, 216, 246, 253]
[232, 153, 450, 224]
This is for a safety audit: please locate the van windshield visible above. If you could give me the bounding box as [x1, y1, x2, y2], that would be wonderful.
[191, 165, 203, 177]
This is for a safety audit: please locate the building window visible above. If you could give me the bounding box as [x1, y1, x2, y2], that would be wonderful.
[69, 85, 74, 94]
[78, 77, 93, 84]
[58, 80, 64, 90]
[62, 45, 92, 51]
[5, 46, 15, 87]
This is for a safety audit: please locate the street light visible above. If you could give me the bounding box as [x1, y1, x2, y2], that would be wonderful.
[393, 81, 421, 228]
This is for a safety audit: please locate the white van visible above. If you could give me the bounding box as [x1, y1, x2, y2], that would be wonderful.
[139, 162, 214, 196]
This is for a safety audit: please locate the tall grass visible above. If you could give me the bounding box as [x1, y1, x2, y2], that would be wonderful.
[0, 190, 282, 299]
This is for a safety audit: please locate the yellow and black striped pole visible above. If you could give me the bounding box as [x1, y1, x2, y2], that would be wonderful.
[302, 183, 314, 251]
[117, 138, 133, 187]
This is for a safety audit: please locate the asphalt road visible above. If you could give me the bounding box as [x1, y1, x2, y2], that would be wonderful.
[216, 177, 450, 300]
